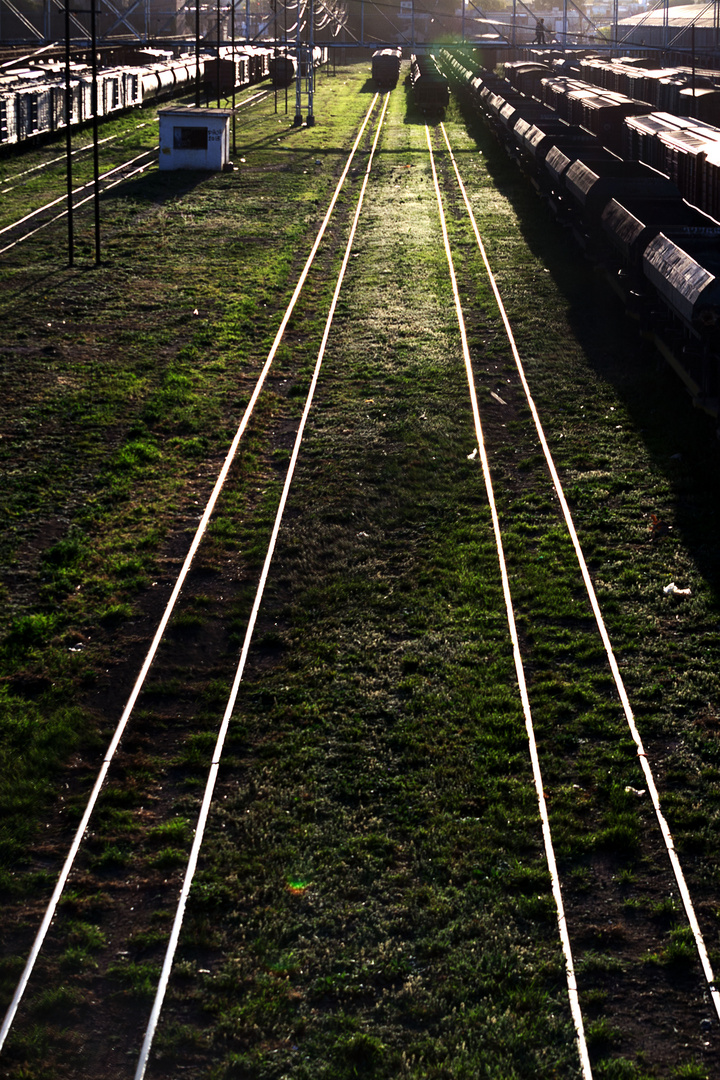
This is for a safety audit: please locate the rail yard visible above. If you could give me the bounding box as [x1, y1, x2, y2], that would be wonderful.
[2, 56, 720, 1080]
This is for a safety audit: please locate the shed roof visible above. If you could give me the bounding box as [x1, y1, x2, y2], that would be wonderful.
[158, 107, 233, 118]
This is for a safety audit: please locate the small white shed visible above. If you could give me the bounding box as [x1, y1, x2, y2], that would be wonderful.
[158, 107, 233, 171]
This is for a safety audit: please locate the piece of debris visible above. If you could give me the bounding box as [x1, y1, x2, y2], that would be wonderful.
[490, 391, 507, 406]
[663, 582, 692, 596]
[649, 513, 671, 540]
[467, 448, 478, 460]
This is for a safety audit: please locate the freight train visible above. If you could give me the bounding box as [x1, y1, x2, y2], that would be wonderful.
[0, 46, 271, 147]
[503, 55, 720, 123]
[441, 48, 720, 411]
[501, 60, 720, 221]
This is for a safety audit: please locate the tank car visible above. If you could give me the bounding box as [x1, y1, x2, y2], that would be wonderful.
[270, 54, 298, 87]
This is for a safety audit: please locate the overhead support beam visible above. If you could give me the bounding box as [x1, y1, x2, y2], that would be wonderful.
[102, 0, 145, 39]
[49, 0, 101, 39]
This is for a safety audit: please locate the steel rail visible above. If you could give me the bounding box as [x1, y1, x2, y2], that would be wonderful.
[0, 91, 381, 1057]
[438, 119, 720, 1025]
[425, 124, 593, 1080]
[0, 147, 157, 240]
[134, 91, 391, 1080]
[0, 151, 158, 256]
[0, 128, 150, 193]
[0, 80, 268, 194]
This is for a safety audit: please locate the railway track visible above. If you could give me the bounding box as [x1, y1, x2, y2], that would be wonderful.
[0, 122, 155, 194]
[427, 117, 720, 1073]
[1, 63, 720, 1079]
[0, 86, 273, 247]
[1, 87, 391, 1079]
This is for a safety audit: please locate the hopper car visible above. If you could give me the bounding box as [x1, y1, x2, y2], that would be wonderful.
[371, 48, 402, 88]
[410, 53, 449, 112]
[441, 48, 720, 410]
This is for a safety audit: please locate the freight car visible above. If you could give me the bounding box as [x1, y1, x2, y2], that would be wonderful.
[537, 76, 654, 154]
[624, 111, 720, 221]
[371, 48, 402, 88]
[0, 53, 208, 148]
[204, 55, 250, 96]
[270, 53, 298, 86]
[577, 56, 720, 123]
[269, 45, 326, 87]
[441, 48, 720, 409]
[202, 43, 272, 94]
[410, 53, 449, 112]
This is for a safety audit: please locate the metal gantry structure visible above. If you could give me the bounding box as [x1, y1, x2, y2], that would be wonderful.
[0, 0, 347, 45]
[3, 0, 720, 72]
[1, 0, 720, 54]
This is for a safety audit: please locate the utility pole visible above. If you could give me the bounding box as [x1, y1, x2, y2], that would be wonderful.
[307, 0, 315, 124]
[612, 0, 618, 54]
[217, 0, 222, 108]
[231, 0, 236, 153]
[195, 0, 200, 106]
[90, 0, 100, 265]
[563, 0, 567, 47]
[294, 0, 302, 125]
[64, 0, 73, 266]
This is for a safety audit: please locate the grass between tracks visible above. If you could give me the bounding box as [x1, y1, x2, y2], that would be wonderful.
[1, 58, 720, 1080]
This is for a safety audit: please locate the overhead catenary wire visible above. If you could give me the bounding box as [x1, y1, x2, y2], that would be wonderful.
[425, 124, 593, 1080]
[133, 89, 391, 1080]
[0, 91, 381, 1057]
[438, 118, 720, 1026]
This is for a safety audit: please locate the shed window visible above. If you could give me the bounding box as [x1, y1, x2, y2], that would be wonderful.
[173, 125, 208, 149]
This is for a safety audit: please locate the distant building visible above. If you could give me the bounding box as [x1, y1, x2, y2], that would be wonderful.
[617, 3, 720, 48]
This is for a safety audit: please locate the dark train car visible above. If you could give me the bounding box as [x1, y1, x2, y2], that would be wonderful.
[563, 157, 679, 225]
[372, 48, 402, 88]
[624, 111, 720, 218]
[410, 53, 449, 111]
[502, 60, 553, 97]
[578, 92, 653, 154]
[644, 232, 720, 330]
[438, 47, 720, 408]
[602, 194, 720, 269]
[204, 56, 249, 95]
[270, 54, 298, 87]
[678, 87, 720, 124]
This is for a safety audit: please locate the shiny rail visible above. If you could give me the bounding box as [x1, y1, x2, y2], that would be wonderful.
[0, 89, 382, 1059]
